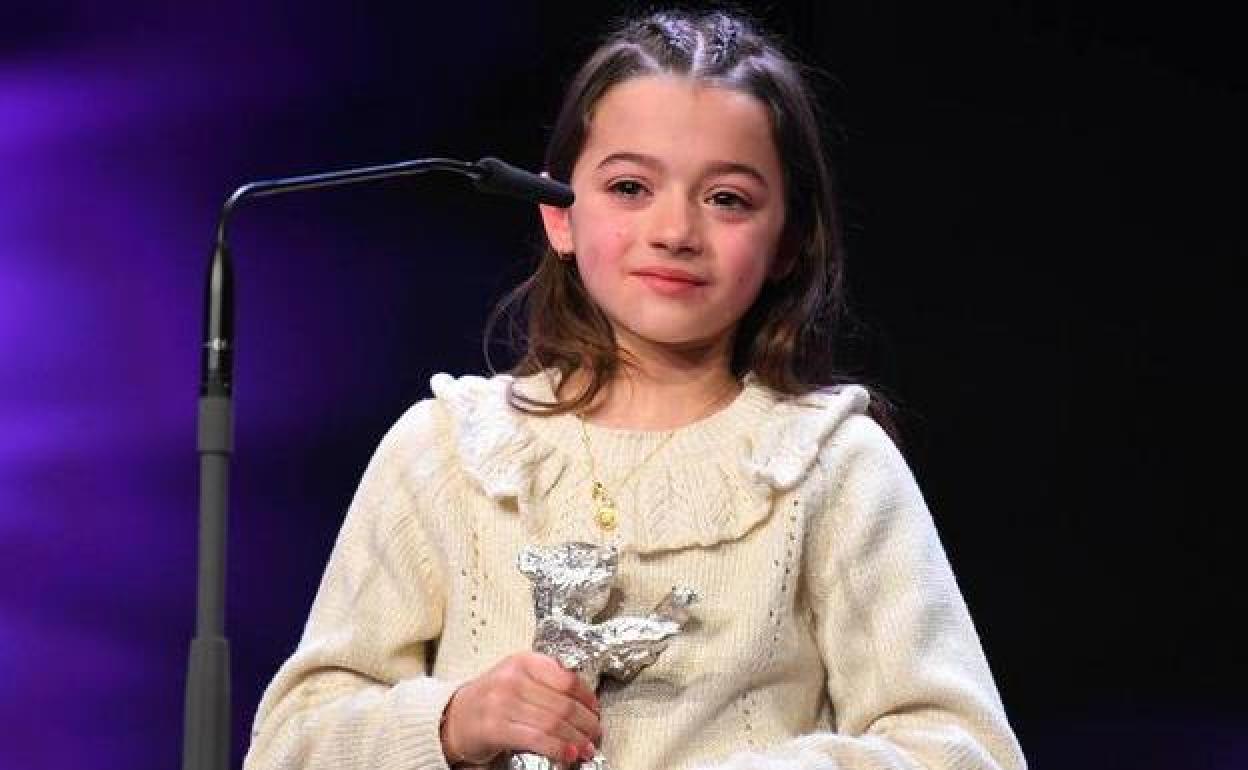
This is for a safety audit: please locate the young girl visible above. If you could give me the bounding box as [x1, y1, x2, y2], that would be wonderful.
[245, 9, 1026, 770]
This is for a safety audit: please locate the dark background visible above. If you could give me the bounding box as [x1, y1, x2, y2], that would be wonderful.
[2, 1, 1243, 768]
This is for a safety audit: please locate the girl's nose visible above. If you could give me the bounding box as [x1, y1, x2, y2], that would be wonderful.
[647, 195, 702, 256]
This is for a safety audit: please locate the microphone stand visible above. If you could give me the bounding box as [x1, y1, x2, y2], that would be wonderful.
[181, 157, 572, 770]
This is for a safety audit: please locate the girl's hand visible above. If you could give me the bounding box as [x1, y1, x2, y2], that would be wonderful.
[439, 652, 601, 767]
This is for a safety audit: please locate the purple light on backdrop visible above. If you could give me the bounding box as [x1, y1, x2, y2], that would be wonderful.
[3, 3, 536, 766]
[1, 51, 298, 770]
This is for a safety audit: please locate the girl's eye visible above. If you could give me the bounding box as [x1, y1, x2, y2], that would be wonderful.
[708, 190, 751, 209]
[608, 179, 647, 198]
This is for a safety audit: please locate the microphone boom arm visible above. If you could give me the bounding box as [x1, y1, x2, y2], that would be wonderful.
[216, 158, 476, 245]
[182, 155, 570, 770]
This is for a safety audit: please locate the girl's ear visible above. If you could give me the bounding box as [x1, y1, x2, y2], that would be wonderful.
[538, 171, 575, 254]
[539, 201, 574, 255]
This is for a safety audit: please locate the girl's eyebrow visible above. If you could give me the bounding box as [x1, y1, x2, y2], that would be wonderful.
[596, 152, 769, 187]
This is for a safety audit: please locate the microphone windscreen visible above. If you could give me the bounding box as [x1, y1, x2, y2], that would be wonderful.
[474, 157, 574, 207]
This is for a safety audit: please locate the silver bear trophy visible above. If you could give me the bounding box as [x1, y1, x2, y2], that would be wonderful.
[508, 542, 698, 770]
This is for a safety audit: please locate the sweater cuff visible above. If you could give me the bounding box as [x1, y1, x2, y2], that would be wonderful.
[392, 676, 460, 770]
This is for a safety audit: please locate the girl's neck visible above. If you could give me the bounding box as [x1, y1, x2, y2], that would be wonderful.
[564, 338, 743, 431]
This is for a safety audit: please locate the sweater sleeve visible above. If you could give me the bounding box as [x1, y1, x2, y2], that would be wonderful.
[243, 400, 458, 770]
[695, 414, 1027, 770]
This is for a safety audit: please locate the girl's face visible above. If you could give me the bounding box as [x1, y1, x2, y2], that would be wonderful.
[541, 75, 787, 359]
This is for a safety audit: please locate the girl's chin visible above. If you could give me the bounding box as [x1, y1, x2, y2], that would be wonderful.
[611, 323, 734, 353]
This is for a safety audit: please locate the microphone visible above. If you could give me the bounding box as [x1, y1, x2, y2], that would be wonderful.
[473, 156, 574, 207]
[183, 155, 571, 770]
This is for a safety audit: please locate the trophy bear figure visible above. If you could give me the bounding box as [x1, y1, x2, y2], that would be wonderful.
[509, 542, 698, 770]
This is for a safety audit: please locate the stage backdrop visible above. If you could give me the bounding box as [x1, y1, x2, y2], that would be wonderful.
[2, 1, 1243, 768]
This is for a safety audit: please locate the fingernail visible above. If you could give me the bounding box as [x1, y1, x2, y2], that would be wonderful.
[565, 744, 580, 763]
[581, 742, 595, 760]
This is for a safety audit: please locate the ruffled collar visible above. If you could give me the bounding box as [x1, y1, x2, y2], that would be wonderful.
[430, 371, 869, 553]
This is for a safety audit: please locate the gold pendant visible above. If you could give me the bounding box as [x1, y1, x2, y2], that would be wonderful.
[595, 504, 618, 531]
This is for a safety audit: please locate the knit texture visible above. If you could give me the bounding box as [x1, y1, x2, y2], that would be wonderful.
[243, 371, 1026, 770]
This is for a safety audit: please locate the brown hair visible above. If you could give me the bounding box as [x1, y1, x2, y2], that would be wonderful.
[486, 7, 892, 429]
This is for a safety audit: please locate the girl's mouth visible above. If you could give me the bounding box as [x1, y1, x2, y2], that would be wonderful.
[632, 267, 708, 295]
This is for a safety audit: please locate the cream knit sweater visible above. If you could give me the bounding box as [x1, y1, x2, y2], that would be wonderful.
[244, 372, 1026, 770]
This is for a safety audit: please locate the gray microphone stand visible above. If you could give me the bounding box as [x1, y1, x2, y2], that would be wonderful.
[180, 157, 572, 770]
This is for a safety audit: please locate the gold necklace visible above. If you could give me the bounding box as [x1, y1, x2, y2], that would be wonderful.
[576, 379, 742, 532]
[578, 422, 676, 531]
